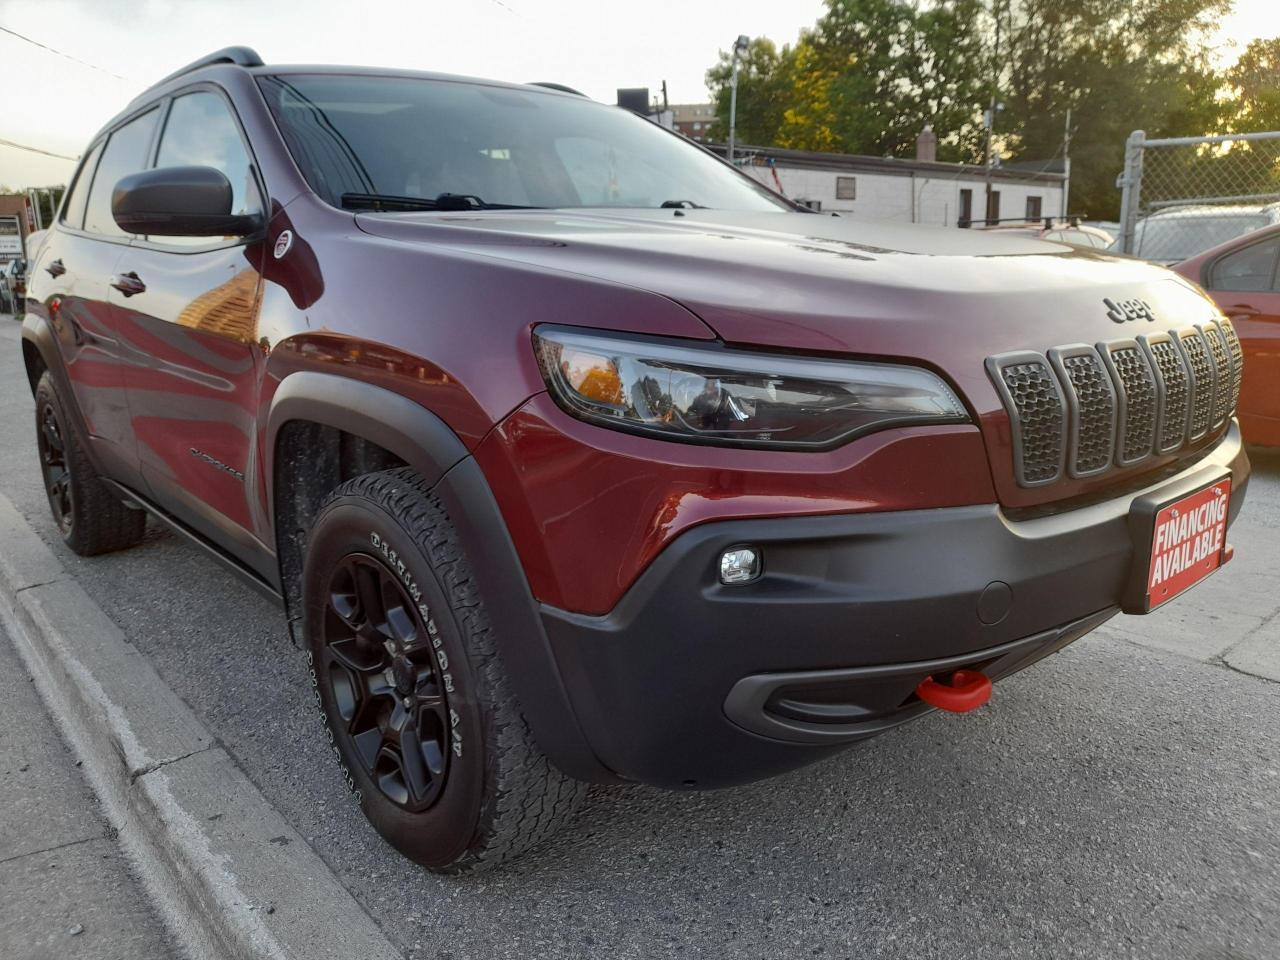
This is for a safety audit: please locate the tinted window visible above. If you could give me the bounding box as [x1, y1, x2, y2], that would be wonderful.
[258, 74, 788, 212]
[155, 91, 261, 237]
[85, 108, 159, 238]
[1134, 214, 1269, 262]
[1209, 237, 1280, 292]
[60, 141, 103, 229]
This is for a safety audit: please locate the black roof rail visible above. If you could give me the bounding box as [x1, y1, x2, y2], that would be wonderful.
[528, 82, 586, 97]
[149, 46, 264, 91]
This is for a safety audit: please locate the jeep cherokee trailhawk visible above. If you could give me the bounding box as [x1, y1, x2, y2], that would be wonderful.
[21, 48, 1250, 872]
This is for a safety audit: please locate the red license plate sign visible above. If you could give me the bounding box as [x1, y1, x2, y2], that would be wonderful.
[1146, 478, 1231, 610]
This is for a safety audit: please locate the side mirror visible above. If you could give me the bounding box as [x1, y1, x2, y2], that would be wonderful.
[112, 165, 261, 237]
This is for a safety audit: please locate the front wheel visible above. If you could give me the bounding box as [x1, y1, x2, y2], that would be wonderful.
[301, 467, 586, 873]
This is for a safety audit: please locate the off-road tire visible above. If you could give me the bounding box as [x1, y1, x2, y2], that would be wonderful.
[34, 372, 146, 556]
[302, 466, 586, 873]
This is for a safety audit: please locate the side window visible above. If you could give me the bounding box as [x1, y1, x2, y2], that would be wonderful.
[154, 91, 261, 244]
[1209, 238, 1280, 293]
[84, 108, 160, 238]
[60, 141, 104, 229]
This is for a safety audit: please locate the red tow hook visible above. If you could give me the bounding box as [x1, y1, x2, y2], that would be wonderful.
[915, 670, 993, 714]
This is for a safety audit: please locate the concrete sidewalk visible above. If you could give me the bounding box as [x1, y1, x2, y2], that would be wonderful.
[0, 620, 179, 960]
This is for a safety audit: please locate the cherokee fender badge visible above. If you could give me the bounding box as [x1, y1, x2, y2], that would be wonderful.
[1104, 296, 1156, 324]
[273, 230, 294, 260]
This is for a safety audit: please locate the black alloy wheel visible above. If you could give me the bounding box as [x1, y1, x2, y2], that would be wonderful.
[303, 467, 586, 872]
[319, 553, 451, 811]
[37, 400, 73, 536]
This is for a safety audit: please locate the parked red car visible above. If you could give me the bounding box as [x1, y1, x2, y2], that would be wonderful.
[21, 47, 1251, 872]
[1174, 225, 1280, 445]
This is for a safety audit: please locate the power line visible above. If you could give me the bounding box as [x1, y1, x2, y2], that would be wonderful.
[0, 136, 78, 162]
[0, 25, 130, 80]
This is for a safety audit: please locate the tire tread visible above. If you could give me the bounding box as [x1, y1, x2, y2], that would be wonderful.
[317, 466, 585, 872]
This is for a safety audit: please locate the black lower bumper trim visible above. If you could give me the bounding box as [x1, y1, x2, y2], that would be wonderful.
[539, 425, 1248, 788]
[724, 608, 1116, 745]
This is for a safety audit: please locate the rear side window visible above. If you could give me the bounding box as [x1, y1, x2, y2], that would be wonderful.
[60, 141, 104, 229]
[84, 108, 160, 238]
[1135, 214, 1268, 262]
[154, 91, 261, 242]
[1209, 237, 1280, 292]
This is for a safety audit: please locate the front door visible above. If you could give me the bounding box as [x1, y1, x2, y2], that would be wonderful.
[109, 88, 270, 567]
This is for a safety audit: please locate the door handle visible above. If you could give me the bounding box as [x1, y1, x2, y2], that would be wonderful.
[110, 271, 146, 297]
[45, 258, 66, 278]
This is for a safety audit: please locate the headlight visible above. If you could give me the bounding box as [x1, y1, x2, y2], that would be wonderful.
[532, 326, 969, 449]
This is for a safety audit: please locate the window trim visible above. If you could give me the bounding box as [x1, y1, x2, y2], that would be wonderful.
[58, 140, 105, 230]
[58, 82, 268, 255]
[62, 102, 163, 247]
[1203, 230, 1280, 293]
[141, 82, 269, 254]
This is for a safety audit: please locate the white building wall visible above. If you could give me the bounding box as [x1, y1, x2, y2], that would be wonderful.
[741, 163, 1064, 228]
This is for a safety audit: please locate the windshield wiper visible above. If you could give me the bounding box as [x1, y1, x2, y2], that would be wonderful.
[341, 192, 543, 212]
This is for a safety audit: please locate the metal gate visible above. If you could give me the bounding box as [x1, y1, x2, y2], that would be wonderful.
[1116, 129, 1280, 258]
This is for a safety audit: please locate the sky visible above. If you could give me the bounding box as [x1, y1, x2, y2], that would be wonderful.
[0, 0, 1276, 190]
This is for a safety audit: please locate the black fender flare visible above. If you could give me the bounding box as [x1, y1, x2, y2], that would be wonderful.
[266, 371, 471, 497]
[20, 312, 64, 397]
[20, 314, 104, 473]
[265, 371, 616, 783]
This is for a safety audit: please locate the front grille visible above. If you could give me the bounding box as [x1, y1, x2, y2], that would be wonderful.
[1177, 330, 1215, 440]
[1143, 335, 1191, 453]
[1199, 323, 1233, 428]
[1099, 342, 1157, 466]
[1050, 347, 1116, 477]
[988, 319, 1240, 488]
[987, 354, 1065, 487]
[1216, 317, 1245, 414]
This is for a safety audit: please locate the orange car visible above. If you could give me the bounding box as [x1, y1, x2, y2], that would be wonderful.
[1175, 224, 1280, 445]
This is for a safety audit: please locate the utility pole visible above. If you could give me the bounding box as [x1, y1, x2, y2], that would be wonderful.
[728, 34, 750, 163]
[1061, 107, 1072, 220]
[983, 4, 1002, 225]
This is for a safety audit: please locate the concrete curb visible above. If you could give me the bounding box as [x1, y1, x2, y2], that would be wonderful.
[0, 493, 403, 960]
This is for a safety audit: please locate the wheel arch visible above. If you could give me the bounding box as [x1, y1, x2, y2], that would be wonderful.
[266, 371, 614, 783]
[21, 317, 56, 398]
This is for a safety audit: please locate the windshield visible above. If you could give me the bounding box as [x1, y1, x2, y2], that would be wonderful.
[258, 74, 790, 213]
[1128, 213, 1269, 262]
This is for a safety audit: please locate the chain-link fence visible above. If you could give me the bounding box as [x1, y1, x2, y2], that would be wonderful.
[1116, 130, 1280, 262]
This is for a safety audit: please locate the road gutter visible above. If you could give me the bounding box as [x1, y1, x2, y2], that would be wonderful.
[0, 492, 403, 960]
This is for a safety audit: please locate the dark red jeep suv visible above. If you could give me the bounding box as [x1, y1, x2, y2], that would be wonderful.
[21, 48, 1250, 872]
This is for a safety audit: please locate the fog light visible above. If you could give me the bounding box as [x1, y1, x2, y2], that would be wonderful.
[719, 547, 760, 584]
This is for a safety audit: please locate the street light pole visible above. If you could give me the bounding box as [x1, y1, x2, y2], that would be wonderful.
[983, 4, 1001, 225]
[727, 34, 749, 164]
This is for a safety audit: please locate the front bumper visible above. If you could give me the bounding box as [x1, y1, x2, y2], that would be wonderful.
[539, 424, 1250, 788]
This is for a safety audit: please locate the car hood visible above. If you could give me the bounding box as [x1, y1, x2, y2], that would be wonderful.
[355, 208, 1227, 509]
[354, 207, 1214, 355]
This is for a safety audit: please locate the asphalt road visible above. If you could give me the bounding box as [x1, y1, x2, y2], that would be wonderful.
[3, 317, 1279, 960]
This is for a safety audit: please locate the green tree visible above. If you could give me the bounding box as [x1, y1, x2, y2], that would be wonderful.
[807, 0, 988, 160]
[1227, 37, 1280, 132]
[998, 0, 1229, 218]
[705, 0, 988, 160]
[703, 0, 1237, 218]
[704, 37, 798, 147]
